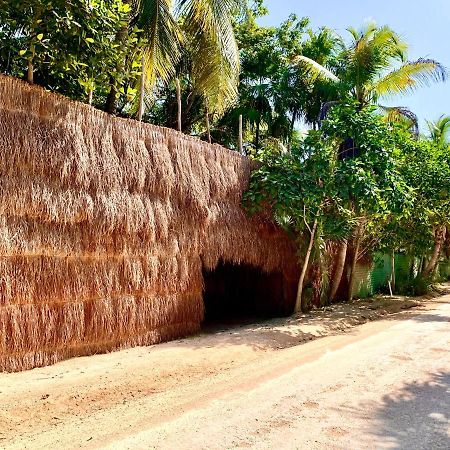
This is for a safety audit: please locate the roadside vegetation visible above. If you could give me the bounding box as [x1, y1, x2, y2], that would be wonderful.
[1, 0, 449, 311]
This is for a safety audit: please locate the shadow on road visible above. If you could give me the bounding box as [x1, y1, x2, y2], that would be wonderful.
[177, 298, 443, 352]
[370, 371, 450, 449]
[406, 313, 450, 323]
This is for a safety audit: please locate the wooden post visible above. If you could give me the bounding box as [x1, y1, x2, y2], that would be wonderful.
[175, 78, 182, 132]
[205, 104, 212, 144]
[27, 58, 34, 84]
[137, 57, 145, 122]
[238, 114, 243, 154]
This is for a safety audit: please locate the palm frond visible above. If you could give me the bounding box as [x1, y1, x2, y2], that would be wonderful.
[190, 36, 239, 115]
[340, 23, 411, 104]
[380, 105, 419, 137]
[177, 0, 245, 114]
[426, 115, 450, 146]
[373, 58, 448, 98]
[292, 55, 339, 82]
[136, 0, 183, 85]
[370, 25, 407, 61]
[347, 21, 377, 45]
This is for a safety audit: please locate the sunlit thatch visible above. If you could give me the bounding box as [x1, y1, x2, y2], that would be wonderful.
[0, 75, 297, 372]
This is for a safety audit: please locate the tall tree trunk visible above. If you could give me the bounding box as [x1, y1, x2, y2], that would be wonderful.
[87, 89, 93, 105]
[422, 225, 447, 276]
[105, 0, 131, 114]
[27, 7, 41, 85]
[295, 218, 318, 313]
[105, 76, 118, 114]
[27, 59, 34, 84]
[175, 78, 182, 132]
[329, 239, 348, 302]
[409, 257, 416, 280]
[288, 112, 296, 151]
[347, 225, 363, 302]
[205, 104, 211, 144]
[137, 57, 146, 121]
[419, 256, 425, 274]
[255, 117, 260, 150]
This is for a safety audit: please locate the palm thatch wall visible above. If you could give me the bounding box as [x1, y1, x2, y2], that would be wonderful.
[0, 75, 298, 372]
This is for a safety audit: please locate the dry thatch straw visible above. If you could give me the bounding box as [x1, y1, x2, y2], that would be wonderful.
[0, 75, 298, 372]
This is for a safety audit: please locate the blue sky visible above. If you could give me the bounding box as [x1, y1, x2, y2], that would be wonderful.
[260, 0, 450, 130]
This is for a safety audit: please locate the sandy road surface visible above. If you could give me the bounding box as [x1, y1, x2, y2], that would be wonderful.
[1, 297, 449, 449]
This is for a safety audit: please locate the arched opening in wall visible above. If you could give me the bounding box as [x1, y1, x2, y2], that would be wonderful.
[202, 260, 288, 327]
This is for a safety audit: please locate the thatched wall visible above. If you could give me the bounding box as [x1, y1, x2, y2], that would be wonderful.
[0, 75, 298, 372]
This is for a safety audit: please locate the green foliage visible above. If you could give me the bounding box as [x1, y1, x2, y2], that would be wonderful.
[244, 129, 338, 232]
[405, 274, 433, 296]
[393, 134, 450, 256]
[244, 102, 414, 284]
[0, 0, 448, 298]
[0, 0, 140, 101]
[322, 22, 448, 129]
[214, 14, 339, 149]
[0, 0, 245, 116]
[0, 1, 446, 142]
[136, 0, 183, 87]
[323, 101, 413, 218]
[244, 96, 450, 297]
[333, 23, 447, 107]
[179, 0, 246, 115]
[426, 115, 450, 148]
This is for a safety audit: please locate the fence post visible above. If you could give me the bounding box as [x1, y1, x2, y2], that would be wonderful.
[238, 114, 243, 154]
[175, 78, 182, 132]
[138, 57, 145, 122]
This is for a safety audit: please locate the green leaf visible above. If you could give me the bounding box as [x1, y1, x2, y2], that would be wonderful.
[19, 50, 27, 56]
[37, 33, 44, 41]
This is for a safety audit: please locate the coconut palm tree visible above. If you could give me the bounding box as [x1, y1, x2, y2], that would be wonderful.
[273, 22, 447, 135]
[308, 23, 447, 302]
[333, 22, 447, 122]
[106, 0, 245, 119]
[427, 115, 450, 148]
[178, 0, 244, 115]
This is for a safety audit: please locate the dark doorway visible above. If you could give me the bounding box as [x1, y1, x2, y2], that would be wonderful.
[202, 261, 286, 326]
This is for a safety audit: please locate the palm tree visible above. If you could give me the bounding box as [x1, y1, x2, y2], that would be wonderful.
[427, 115, 450, 147]
[106, 0, 245, 120]
[306, 23, 447, 303]
[288, 27, 342, 130]
[333, 23, 447, 122]
[269, 22, 447, 136]
[178, 0, 244, 115]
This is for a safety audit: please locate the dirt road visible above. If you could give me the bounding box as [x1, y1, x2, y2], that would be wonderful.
[1, 296, 449, 449]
